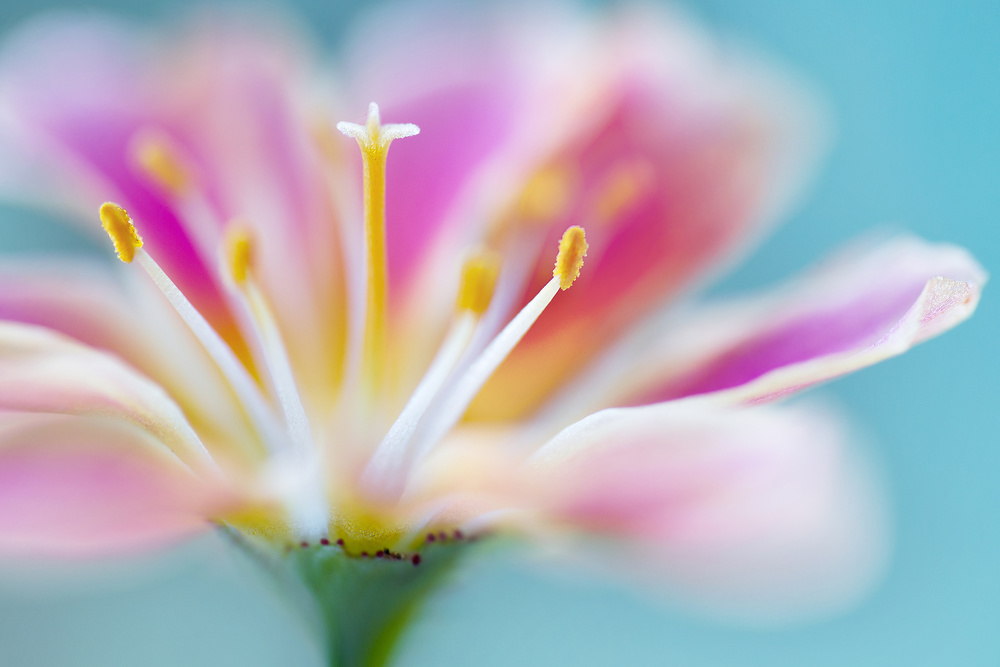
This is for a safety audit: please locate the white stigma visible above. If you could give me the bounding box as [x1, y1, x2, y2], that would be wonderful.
[336, 102, 420, 150]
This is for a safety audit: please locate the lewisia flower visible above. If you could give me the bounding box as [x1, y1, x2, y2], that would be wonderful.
[0, 4, 985, 665]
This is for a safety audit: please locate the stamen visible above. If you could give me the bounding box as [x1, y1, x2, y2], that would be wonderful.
[224, 226, 315, 455]
[99, 203, 288, 455]
[337, 103, 419, 399]
[456, 249, 501, 315]
[361, 313, 477, 497]
[99, 202, 143, 263]
[486, 165, 577, 247]
[361, 250, 501, 497]
[130, 128, 225, 271]
[554, 225, 588, 290]
[131, 131, 190, 195]
[404, 227, 589, 480]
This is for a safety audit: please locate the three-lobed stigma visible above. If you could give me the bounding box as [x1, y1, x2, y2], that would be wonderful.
[99, 202, 143, 263]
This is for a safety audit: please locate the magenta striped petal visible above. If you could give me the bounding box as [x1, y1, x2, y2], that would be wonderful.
[621, 237, 985, 406]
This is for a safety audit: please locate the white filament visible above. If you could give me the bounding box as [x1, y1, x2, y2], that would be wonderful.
[406, 277, 561, 474]
[361, 313, 478, 497]
[134, 248, 289, 454]
[242, 280, 315, 455]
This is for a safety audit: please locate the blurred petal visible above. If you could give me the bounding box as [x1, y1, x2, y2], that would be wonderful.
[0, 14, 346, 408]
[0, 414, 222, 557]
[459, 6, 824, 419]
[619, 236, 986, 407]
[0, 259, 265, 462]
[524, 400, 886, 619]
[0, 321, 223, 471]
[0, 16, 234, 333]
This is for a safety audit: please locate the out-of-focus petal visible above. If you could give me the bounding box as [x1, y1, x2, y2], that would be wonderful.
[0, 321, 230, 471]
[0, 15, 346, 410]
[343, 4, 592, 293]
[0, 414, 224, 557]
[455, 6, 823, 420]
[0, 259, 265, 462]
[521, 400, 886, 619]
[606, 236, 986, 408]
[0, 16, 238, 340]
[158, 18, 347, 410]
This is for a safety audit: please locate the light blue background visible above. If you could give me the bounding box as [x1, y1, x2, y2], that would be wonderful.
[0, 0, 997, 665]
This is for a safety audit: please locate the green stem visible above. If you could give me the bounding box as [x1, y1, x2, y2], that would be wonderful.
[225, 531, 466, 667]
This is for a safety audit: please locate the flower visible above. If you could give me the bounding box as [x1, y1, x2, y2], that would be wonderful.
[0, 3, 985, 664]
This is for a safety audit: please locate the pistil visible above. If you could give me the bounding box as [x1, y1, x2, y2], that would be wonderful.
[337, 103, 419, 401]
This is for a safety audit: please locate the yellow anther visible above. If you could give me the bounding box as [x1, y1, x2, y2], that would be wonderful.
[553, 226, 588, 290]
[225, 225, 254, 285]
[456, 250, 501, 315]
[517, 165, 577, 222]
[132, 133, 190, 194]
[99, 202, 143, 263]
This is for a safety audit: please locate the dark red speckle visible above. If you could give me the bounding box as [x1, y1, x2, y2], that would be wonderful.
[411, 554, 422, 566]
[426, 533, 436, 542]
[320, 538, 330, 546]
[336, 539, 344, 546]
[300, 541, 309, 548]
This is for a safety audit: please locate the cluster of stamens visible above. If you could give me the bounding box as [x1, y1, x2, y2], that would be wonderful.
[99, 102, 588, 554]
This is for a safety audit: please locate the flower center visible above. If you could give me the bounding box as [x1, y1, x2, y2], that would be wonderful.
[97, 102, 588, 549]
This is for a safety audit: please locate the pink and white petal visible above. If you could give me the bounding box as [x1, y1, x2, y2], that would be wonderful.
[0, 15, 239, 335]
[609, 236, 986, 408]
[0, 15, 345, 405]
[0, 259, 266, 462]
[522, 401, 887, 619]
[460, 6, 824, 420]
[157, 17, 347, 409]
[0, 413, 229, 558]
[0, 321, 230, 473]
